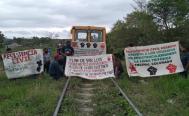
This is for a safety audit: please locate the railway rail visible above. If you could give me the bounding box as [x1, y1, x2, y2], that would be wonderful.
[53, 77, 143, 116]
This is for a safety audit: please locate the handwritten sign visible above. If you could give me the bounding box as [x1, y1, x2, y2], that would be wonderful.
[71, 42, 106, 56]
[2, 49, 44, 79]
[124, 41, 184, 77]
[65, 54, 115, 80]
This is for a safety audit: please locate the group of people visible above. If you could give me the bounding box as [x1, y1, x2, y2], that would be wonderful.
[1, 40, 123, 80]
[2, 41, 188, 79]
[43, 41, 124, 80]
[43, 41, 74, 80]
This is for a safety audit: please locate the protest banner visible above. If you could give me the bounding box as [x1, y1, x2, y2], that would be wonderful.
[124, 41, 184, 77]
[1, 49, 44, 79]
[65, 54, 115, 79]
[71, 42, 106, 56]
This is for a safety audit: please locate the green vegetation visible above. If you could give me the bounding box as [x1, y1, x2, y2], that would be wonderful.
[0, 0, 188, 115]
[0, 68, 66, 116]
[0, 63, 188, 116]
[108, 0, 189, 56]
[107, 0, 189, 115]
[60, 77, 82, 115]
[60, 77, 136, 116]
[107, 1, 189, 115]
[0, 31, 5, 53]
[0, 37, 67, 116]
[117, 74, 189, 116]
[0, 38, 66, 115]
[116, 63, 189, 116]
[93, 79, 136, 116]
[12, 37, 54, 49]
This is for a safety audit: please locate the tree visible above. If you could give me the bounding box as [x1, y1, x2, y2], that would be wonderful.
[111, 20, 126, 31]
[13, 37, 23, 44]
[132, 0, 147, 12]
[148, 0, 189, 30]
[0, 31, 5, 49]
[108, 20, 127, 48]
[108, 11, 161, 49]
[148, 0, 189, 42]
[108, 0, 189, 57]
[126, 11, 162, 45]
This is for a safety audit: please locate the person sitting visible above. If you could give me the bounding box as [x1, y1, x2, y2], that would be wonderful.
[49, 53, 63, 80]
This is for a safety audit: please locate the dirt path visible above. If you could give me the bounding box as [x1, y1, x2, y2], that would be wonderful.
[75, 81, 95, 116]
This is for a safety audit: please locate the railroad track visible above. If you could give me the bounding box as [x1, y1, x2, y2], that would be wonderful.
[53, 77, 143, 116]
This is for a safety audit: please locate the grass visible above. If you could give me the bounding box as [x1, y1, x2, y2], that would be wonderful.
[0, 44, 189, 115]
[1, 64, 188, 116]
[60, 78, 136, 116]
[117, 72, 189, 116]
[59, 77, 82, 115]
[0, 71, 66, 116]
[93, 79, 136, 116]
[0, 44, 64, 116]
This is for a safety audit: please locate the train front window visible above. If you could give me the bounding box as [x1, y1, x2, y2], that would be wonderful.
[90, 30, 103, 42]
[76, 30, 88, 42]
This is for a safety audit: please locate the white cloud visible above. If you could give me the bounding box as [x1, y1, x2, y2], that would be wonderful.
[0, 0, 134, 38]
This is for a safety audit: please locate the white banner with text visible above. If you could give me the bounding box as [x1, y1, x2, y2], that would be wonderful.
[2, 49, 44, 79]
[124, 41, 184, 77]
[65, 54, 115, 79]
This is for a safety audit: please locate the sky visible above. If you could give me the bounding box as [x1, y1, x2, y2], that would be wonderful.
[0, 0, 135, 39]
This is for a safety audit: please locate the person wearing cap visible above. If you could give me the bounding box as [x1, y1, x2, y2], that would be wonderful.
[49, 53, 63, 80]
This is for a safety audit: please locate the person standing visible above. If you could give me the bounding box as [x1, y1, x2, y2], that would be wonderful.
[112, 53, 123, 78]
[180, 46, 189, 78]
[43, 48, 51, 73]
[61, 41, 74, 75]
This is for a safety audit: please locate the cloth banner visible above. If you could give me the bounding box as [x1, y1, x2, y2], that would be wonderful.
[65, 54, 115, 79]
[71, 42, 106, 56]
[124, 41, 184, 77]
[2, 49, 44, 79]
